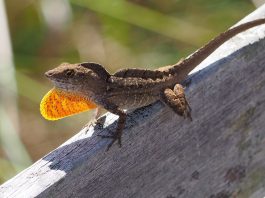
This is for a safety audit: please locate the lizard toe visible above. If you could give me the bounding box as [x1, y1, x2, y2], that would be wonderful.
[98, 133, 122, 151]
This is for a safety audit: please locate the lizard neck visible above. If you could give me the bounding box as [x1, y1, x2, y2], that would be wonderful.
[160, 18, 265, 82]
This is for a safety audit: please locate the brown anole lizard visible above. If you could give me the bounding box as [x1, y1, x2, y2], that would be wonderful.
[41, 18, 265, 150]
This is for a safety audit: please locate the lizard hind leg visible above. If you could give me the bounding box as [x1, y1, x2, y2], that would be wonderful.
[160, 84, 192, 121]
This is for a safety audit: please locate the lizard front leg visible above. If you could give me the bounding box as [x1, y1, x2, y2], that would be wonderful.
[97, 101, 127, 151]
[84, 107, 106, 132]
[160, 84, 192, 120]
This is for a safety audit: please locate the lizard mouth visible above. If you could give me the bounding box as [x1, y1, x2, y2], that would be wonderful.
[44, 71, 74, 90]
[51, 80, 76, 92]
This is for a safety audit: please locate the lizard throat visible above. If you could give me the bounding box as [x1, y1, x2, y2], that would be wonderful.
[40, 88, 97, 120]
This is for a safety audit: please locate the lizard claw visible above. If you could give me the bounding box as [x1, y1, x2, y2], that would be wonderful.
[184, 103, 192, 121]
[84, 118, 105, 134]
[97, 134, 122, 151]
[83, 120, 96, 134]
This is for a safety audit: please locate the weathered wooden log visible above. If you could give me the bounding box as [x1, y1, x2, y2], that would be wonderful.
[1, 4, 265, 198]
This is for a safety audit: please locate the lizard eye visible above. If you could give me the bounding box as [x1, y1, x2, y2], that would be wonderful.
[65, 70, 74, 77]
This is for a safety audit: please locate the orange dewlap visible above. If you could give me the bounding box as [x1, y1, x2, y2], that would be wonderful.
[40, 88, 97, 120]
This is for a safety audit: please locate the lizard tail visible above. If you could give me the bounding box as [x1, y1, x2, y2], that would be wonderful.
[168, 18, 265, 80]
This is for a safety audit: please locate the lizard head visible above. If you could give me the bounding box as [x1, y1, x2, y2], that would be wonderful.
[45, 62, 110, 95]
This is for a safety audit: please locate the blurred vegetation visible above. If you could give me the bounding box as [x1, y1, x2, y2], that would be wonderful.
[0, 0, 257, 184]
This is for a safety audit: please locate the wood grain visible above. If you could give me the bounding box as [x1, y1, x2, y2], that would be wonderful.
[1, 5, 265, 198]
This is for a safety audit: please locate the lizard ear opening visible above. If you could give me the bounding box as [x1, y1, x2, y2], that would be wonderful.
[80, 62, 110, 81]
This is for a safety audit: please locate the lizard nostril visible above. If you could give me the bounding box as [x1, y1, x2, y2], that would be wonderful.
[45, 71, 53, 78]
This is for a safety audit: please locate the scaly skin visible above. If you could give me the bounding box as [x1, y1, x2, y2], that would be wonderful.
[44, 18, 265, 150]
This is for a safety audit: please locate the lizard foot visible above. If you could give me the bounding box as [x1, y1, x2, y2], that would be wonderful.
[83, 107, 107, 133]
[96, 105, 126, 151]
[98, 133, 122, 151]
[83, 119, 98, 134]
[83, 116, 106, 134]
[160, 84, 192, 121]
[83, 119, 96, 129]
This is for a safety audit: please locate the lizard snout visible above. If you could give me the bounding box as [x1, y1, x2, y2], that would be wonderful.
[45, 70, 54, 78]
